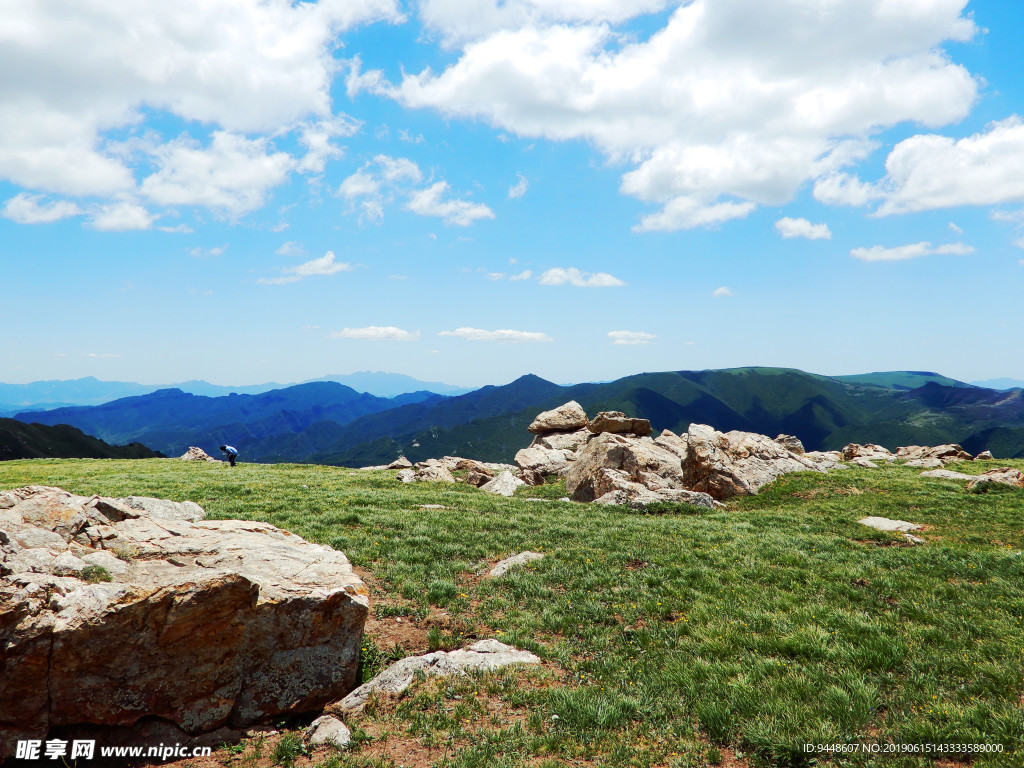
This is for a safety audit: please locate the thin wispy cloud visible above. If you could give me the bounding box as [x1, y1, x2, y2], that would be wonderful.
[275, 241, 305, 257]
[538, 267, 625, 288]
[508, 174, 528, 199]
[608, 330, 655, 346]
[258, 251, 353, 285]
[329, 326, 420, 341]
[712, 286, 734, 298]
[439, 327, 553, 343]
[850, 242, 974, 262]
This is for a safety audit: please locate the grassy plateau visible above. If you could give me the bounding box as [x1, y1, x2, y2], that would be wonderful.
[2, 457, 1023, 768]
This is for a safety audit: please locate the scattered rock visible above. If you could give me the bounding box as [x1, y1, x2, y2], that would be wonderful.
[335, 640, 540, 713]
[417, 504, 447, 510]
[841, 443, 894, 462]
[903, 458, 944, 468]
[974, 450, 994, 461]
[858, 516, 922, 532]
[566, 433, 689, 502]
[480, 471, 526, 497]
[587, 411, 653, 437]
[920, 468, 975, 481]
[593, 485, 722, 510]
[386, 456, 413, 470]
[965, 467, 1024, 491]
[396, 469, 415, 483]
[896, 444, 973, 464]
[515, 468, 546, 487]
[465, 471, 495, 488]
[903, 534, 926, 545]
[304, 715, 351, 749]
[488, 551, 544, 578]
[414, 464, 456, 483]
[0, 486, 368, 758]
[528, 401, 589, 434]
[774, 434, 805, 454]
[179, 446, 220, 462]
[682, 424, 825, 500]
[801, 451, 847, 470]
[849, 457, 883, 468]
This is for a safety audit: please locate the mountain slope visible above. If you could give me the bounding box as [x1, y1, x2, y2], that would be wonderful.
[0, 419, 162, 460]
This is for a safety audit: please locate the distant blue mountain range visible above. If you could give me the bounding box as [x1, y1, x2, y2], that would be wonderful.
[0, 372, 473, 415]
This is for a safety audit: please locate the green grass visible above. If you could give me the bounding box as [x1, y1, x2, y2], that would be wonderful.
[3, 457, 1024, 767]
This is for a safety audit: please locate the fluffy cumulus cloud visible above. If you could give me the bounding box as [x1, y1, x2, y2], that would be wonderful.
[329, 326, 421, 341]
[538, 267, 625, 287]
[0, 0, 399, 219]
[374, 0, 978, 230]
[774, 217, 832, 240]
[870, 117, 1024, 215]
[258, 251, 353, 284]
[2, 194, 83, 224]
[712, 286, 734, 297]
[439, 327, 553, 342]
[608, 330, 655, 346]
[850, 241, 974, 262]
[88, 202, 155, 232]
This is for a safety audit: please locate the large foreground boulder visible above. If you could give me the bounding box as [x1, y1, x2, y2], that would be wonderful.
[528, 401, 588, 434]
[682, 424, 826, 500]
[0, 486, 368, 757]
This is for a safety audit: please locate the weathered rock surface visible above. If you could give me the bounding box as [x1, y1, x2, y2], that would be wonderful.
[841, 443, 894, 462]
[896, 444, 973, 464]
[920, 468, 975, 481]
[395, 468, 416, 483]
[566, 433, 688, 502]
[849, 457, 884, 468]
[305, 715, 351, 749]
[975, 450, 994, 461]
[386, 456, 413, 470]
[774, 434, 805, 454]
[514, 445, 575, 476]
[480, 471, 526, 497]
[965, 468, 1024, 491]
[587, 411, 653, 437]
[532, 428, 590, 452]
[412, 463, 456, 483]
[681, 424, 825, 500]
[528, 401, 589, 434]
[180, 446, 219, 462]
[335, 640, 540, 712]
[0, 486, 368, 757]
[904, 458, 944, 468]
[858, 516, 922, 533]
[488, 551, 544, 578]
[802, 451, 847, 470]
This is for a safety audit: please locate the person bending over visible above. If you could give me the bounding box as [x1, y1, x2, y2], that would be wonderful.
[219, 445, 238, 467]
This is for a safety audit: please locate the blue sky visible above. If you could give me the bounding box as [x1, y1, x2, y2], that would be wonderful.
[2, 0, 1023, 388]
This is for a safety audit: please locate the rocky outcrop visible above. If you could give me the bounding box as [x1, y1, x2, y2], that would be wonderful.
[975, 450, 994, 461]
[0, 486, 368, 757]
[567, 433, 684, 501]
[587, 411, 652, 437]
[335, 640, 540, 713]
[532, 428, 590, 452]
[774, 434, 805, 454]
[386, 456, 413, 469]
[180, 446, 219, 462]
[896, 444, 973, 464]
[681, 424, 826, 500]
[528, 401, 588, 434]
[858, 516, 922, 532]
[965, 468, 1024, 491]
[841, 443, 895, 463]
[514, 445, 575, 476]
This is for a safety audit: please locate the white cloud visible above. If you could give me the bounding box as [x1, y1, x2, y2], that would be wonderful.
[537, 267, 625, 287]
[508, 174, 528, 199]
[189, 245, 228, 258]
[88, 202, 154, 231]
[258, 251, 353, 284]
[407, 181, 495, 226]
[774, 217, 832, 240]
[813, 172, 882, 207]
[509, 270, 533, 281]
[850, 241, 975, 262]
[0, 0, 399, 208]
[381, 0, 977, 230]
[948, 222, 963, 234]
[608, 330, 655, 346]
[439, 327, 553, 342]
[329, 326, 421, 341]
[295, 116, 360, 174]
[275, 241, 305, 257]
[712, 287, 734, 298]
[1, 193, 83, 224]
[86, 353, 119, 359]
[141, 132, 295, 216]
[485, 272, 506, 281]
[871, 117, 1024, 215]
